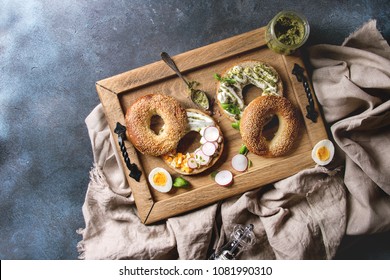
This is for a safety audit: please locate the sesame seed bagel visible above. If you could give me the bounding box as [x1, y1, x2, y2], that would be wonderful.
[240, 95, 299, 157]
[125, 94, 187, 156]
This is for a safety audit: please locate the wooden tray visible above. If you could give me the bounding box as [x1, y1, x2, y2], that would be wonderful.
[96, 27, 328, 224]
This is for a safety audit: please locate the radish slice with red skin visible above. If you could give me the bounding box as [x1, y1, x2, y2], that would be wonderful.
[195, 150, 210, 165]
[203, 126, 220, 142]
[201, 142, 216, 156]
[215, 170, 233, 186]
[200, 137, 207, 144]
[231, 154, 248, 172]
[187, 157, 198, 169]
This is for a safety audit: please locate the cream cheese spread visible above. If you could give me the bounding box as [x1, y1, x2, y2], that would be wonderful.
[217, 62, 282, 120]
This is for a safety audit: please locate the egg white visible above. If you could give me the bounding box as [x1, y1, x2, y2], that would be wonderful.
[148, 167, 173, 193]
[311, 139, 335, 166]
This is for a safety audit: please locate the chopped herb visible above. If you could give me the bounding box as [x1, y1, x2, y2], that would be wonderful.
[173, 177, 190, 187]
[214, 73, 236, 85]
[239, 144, 248, 155]
[221, 103, 240, 115]
[231, 121, 240, 130]
[210, 171, 219, 179]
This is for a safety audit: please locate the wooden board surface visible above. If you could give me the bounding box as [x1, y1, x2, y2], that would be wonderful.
[95, 27, 328, 224]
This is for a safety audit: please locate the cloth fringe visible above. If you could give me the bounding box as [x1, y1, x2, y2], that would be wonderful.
[76, 164, 108, 260]
[89, 164, 109, 189]
[76, 228, 86, 260]
[318, 166, 343, 177]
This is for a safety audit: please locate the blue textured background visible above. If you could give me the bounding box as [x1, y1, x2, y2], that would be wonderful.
[1, 0, 389, 259]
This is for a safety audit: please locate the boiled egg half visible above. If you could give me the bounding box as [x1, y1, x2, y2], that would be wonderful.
[148, 167, 173, 193]
[311, 139, 335, 166]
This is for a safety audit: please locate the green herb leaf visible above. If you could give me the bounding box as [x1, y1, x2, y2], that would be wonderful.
[224, 77, 237, 84]
[173, 177, 190, 188]
[214, 73, 224, 82]
[221, 103, 240, 115]
[214, 73, 236, 85]
[239, 144, 248, 155]
[231, 121, 240, 130]
[210, 171, 219, 180]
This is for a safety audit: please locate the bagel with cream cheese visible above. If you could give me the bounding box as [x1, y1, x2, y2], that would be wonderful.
[162, 108, 224, 175]
[216, 60, 283, 122]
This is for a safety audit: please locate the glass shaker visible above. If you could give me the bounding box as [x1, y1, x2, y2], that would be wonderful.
[209, 224, 256, 260]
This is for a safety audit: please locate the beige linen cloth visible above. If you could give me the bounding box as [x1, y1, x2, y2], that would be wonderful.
[77, 20, 390, 259]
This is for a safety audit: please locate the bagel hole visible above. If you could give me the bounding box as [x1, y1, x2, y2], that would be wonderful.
[150, 115, 165, 135]
[243, 85, 263, 105]
[176, 131, 201, 154]
[262, 115, 279, 141]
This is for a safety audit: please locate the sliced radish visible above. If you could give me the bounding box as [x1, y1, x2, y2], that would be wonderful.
[200, 136, 207, 144]
[203, 126, 220, 142]
[195, 149, 211, 165]
[201, 142, 217, 156]
[215, 170, 233, 186]
[187, 157, 198, 169]
[231, 154, 248, 172]
[211, 141, 219, 149]
[200, 127, 206, 136]
[217, 136, 223, 143]
[200, 157, 211, 166]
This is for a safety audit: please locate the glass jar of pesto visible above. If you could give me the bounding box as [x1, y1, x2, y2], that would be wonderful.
[265, 11, 310, 55]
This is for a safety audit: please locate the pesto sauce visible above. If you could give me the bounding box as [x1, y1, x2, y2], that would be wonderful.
[274, 15, 305, 45]
[191, 89, 209, 109]
[186, 81, 210, 110]
[265, 11, 309, 55]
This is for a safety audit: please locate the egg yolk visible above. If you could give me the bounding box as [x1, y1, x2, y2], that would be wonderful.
[153, 172, 167, 186]
[316, 146, 330, 161]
